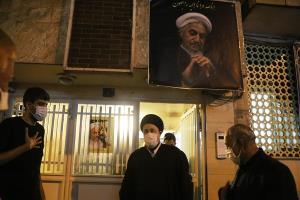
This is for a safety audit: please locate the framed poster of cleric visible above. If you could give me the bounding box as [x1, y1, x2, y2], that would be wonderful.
[149, 0, 244, 90]
[89, 117, 114, 153]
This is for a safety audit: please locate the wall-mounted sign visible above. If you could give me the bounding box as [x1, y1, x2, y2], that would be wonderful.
[215, 132, 227, 159]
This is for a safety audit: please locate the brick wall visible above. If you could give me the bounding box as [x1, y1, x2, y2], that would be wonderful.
[68, 0, 133, 69]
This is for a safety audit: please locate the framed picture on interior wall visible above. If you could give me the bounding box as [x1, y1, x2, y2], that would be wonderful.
[149, 0, 244, 90]
[293, 42, 300, 117]
[89, 116, 114, 153]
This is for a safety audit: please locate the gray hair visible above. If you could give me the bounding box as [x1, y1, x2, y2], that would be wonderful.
[226, 124, 256, 147]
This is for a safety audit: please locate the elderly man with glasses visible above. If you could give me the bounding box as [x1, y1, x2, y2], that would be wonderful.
[219, 124, 298, 200]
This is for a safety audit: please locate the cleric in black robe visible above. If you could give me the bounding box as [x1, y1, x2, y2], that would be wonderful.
[119, 114, 193, 200]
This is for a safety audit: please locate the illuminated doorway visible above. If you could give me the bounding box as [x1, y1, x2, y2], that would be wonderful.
[139, 102, 203, 200]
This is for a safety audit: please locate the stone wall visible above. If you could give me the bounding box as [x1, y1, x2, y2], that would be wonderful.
[0, 0, 148, 68]
[132, 0, 149, 69]
[0, 0, 69, 64]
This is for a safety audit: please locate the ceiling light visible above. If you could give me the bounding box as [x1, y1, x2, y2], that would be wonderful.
[57, 72, 77, 86]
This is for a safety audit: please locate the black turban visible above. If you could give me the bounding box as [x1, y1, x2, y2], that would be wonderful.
[140, 114, 164, 133]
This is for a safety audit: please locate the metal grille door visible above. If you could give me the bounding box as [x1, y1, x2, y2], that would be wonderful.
[72, 103, 135, 175]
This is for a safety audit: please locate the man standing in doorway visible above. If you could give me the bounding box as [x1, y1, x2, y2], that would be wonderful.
[164, 132, 176, 146]
[0, 87, 50, 200]
[119, 114, 193, 200]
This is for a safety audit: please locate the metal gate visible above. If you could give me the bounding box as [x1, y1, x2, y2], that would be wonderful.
[9, 98, 137, 200]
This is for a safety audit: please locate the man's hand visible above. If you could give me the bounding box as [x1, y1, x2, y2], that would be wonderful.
[25, 127, 42, 150]
[191, 55, 215, 77]
[218, 181, 231, 200]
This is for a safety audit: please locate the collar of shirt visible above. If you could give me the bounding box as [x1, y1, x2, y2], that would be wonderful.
[147, 142, 161, 157]
[240, 148, 264, 169]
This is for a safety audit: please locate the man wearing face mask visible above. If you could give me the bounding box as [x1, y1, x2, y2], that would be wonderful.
[119, 114, 193, 200]
[218, 124, 298, 200]
[0, 87, 50, 200]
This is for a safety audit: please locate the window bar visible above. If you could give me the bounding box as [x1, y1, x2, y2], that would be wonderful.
[91, 106, 96, 174]
[57, 104, 66, 173]
[102, 106, 105, 174]
[47, 105, 56, 172]
[85, 105, 90, 173]
[119, 107, 124, 175]
[53, 106, 60, 173]
[119, 109, 124, 175]
[52, 104, 60, 173]
[99, 107, 104, 174]
[128, 113, 134, 160]
[47, 104, 56, 172]
[41, 105, 51, 173]
[121, 106, 127, 175]
[96, 105, 101, 174]
[123, 107, 130, 174]
[93, 109, 97, 174]
[111, 107, 117, 175]
[90, 106, 95, 174]
[83, 105, 91, 174]
[49, 105, 57, 173]
[77, 105, 84, 174]
[85, 105, 94, 174]
[115, 106, 122, 175]
[107, 106, 113, 174]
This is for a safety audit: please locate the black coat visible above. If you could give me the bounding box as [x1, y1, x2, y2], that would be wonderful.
[227, 148, 298, 200]
[0, 117, 44, 200]
[119, 144, 193, 200]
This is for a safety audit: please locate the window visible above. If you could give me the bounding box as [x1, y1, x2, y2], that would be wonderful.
[245, 43, 300, 158]
[11, 99, 136, 175]
[72, 103, 135, 175]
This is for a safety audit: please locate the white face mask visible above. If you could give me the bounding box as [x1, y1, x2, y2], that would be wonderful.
[226, 143, 242, 165]
[144, 132, 159, 149]
[32, 106, 48, 121]
[229, 150, 242, 165]
[0, 89, 9, 110]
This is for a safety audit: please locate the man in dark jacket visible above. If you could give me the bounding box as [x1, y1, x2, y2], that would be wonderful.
[0, 87, 50, 200]
[164, 132, 176, 146]
[119, 114, 193, 200]
[219, 124, 298, 200]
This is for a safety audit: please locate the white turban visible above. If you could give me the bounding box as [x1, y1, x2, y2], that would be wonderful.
[176, 12, 212, 33]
